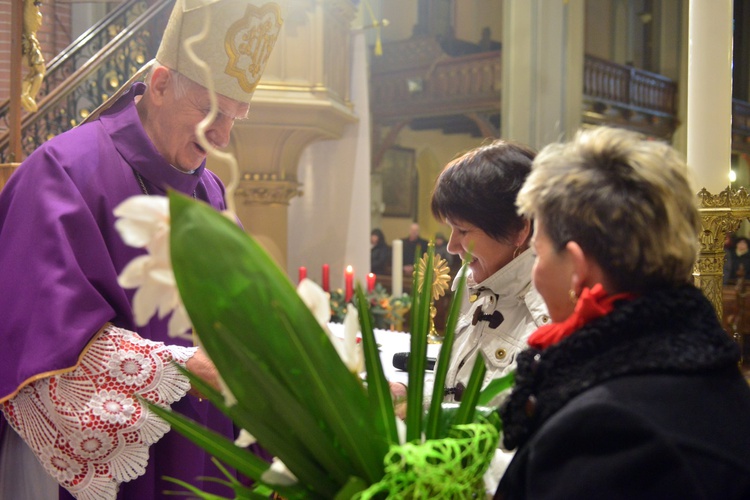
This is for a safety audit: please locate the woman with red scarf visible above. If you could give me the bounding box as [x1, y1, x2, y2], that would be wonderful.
[494, 127, 750, 499]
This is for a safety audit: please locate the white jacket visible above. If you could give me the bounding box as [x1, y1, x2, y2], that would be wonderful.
[443, 249, 549, 405]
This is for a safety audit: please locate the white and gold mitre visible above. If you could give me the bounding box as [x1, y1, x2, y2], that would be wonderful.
[156, 0, 283, 104]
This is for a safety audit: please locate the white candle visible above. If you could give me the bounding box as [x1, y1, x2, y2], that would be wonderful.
[392, 239, 403, 297]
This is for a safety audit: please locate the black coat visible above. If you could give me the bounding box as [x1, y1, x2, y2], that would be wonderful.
[371, 243, 391, 275]
[402, 237, 428, 266]
[495, 285, 750, 500]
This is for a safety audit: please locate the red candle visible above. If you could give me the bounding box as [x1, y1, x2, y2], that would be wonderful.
[298, 266, 307, 284]
[367, 272, 376, 292]
[322, 264, 330, 292]
[345, 265, 354, 302]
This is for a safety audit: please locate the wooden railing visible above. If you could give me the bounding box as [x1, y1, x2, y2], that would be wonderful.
[370, 38, 501, 123]
[370, 40, 682, 140]
[583, 54, 677, 116]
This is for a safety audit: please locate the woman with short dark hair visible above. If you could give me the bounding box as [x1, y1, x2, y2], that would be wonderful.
[428, 139, 551, 491]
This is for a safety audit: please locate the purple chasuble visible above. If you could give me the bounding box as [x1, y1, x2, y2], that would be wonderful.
[0, 83, 239, 498]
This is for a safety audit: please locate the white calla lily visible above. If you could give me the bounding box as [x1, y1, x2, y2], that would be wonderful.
[340, 304, 365, 374]
[296, 278, 331, 326]
[296, 279, 364, 374]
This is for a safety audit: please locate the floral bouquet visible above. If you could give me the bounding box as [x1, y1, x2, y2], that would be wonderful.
[128, 192, 511, 499]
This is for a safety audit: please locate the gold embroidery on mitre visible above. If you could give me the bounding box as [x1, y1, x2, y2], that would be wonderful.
[225, 3, 282, 93]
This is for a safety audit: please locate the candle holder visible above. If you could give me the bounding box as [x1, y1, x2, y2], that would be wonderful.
[415, 249, 452, 344]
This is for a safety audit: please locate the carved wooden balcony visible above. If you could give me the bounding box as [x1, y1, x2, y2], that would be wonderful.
[370, 37, 500, 137]
[582, 54, 678, 140]
[370, 39, 684, 142]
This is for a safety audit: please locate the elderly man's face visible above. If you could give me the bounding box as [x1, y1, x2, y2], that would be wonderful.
[146, 70, 249, 172]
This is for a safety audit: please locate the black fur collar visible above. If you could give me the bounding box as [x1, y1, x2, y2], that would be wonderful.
[500, 285, 740, 450]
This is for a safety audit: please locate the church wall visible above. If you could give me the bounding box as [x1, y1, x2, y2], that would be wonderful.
[454, 1, 503, 45]
[381, 0, 418, 41]
[286, 30, 371, 292]
[585, 0, 614, 59]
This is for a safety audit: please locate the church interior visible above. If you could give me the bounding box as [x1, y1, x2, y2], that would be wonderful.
[0, 0, 749, 361]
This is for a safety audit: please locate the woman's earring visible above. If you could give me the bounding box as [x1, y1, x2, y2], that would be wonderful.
[513, 246, 522, 259]
[568, 289, 578, 304]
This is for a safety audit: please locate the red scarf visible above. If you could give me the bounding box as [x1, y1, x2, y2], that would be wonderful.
[527, 283, 635, 349]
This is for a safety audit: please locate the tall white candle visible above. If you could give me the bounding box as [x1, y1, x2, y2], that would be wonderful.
[392, 239, 403, 297]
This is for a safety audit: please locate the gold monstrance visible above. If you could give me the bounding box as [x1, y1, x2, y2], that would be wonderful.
[415, 245, 452, 344]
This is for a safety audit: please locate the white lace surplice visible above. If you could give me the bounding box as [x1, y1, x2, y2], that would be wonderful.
[1, 325, 197, 500]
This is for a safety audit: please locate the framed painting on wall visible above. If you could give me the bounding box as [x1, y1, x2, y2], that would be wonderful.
[381, 146, 417, 218]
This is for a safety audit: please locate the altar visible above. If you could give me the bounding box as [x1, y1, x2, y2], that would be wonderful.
[328, 323, 442, 385]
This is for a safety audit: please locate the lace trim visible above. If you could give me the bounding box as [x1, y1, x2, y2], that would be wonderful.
[1, 325, 197, 499]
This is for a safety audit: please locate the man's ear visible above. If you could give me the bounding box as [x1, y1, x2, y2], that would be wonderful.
[147, 66, 172, 106]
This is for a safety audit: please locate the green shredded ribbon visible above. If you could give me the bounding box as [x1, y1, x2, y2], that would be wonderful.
[355, 420, 500, 499]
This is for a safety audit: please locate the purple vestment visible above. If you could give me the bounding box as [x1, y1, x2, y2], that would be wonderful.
[0, 82, 237, 498]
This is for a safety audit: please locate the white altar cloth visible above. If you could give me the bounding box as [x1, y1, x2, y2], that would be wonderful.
[327, 323, 441, 385]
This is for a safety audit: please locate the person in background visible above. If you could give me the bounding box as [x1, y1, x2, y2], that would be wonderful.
[371, 228, 392, 275]
[392, 139, 550, 492]
[433, 232, 455, 268]
[725, 236, 750, 284]
[496, 126, 750, 499]
[402, 222, 429, 274]
[0, 1, 282, 498]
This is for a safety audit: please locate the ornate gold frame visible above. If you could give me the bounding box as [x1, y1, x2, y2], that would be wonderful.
[695, 186, 750, 347]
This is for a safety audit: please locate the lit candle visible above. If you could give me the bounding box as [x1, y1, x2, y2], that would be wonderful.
[345, 265, 354, 302]
[298, 266, 307, 284]
[392, 239, 403, 296]
[367, 272, 376, 292]
[322, 264, 330, 292]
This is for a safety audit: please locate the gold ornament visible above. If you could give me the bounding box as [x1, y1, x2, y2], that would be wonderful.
[415, 248, 452, 343]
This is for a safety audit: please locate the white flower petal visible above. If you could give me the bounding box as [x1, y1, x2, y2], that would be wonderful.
[113, 196, 169, 248]
[234, 429, 257, 447]
[218, 374, 237, 407]
[167, 305, 193, 340]
[117, 255, 152, 288]
[131, 280, 172, 326]
[149, 267, 176, 286]
[145, 230, 171, 262]
[342, 304, 364, 374]
[396, 417, 407, 444]
[261, 458, 298, 486]
[296, 278, 331, 326]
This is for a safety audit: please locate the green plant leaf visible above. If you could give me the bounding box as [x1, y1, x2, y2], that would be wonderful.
[355, 284, 399, 449]
[333, 476, 369, 500]
[405, 246, 434, 442]
[425, 262, 469, 439]
[477, 370, 516, 407]
[144, 401, 311, 500]
[453, 354, 487, 426]
[172, 361, 348, 497]
[168, 193, 385, 485]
